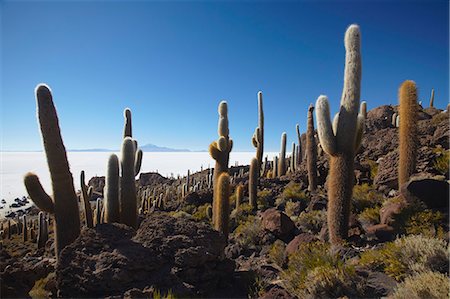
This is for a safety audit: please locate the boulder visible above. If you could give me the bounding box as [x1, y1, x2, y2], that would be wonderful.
[261, 208, 295, 243]
[401, 178, 449, 214]
[56, 213, 234, 298]
[364, 224, 396, 242]
[379, 199, 407, 226]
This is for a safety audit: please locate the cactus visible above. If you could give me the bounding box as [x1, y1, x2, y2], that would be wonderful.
[272, 156, 279, 178]
[206, 205, 213, 220]
[123, 108, 132, 138]
[398, 80, 418, 186]
[119, 137, 138, 228]
[392, 112, 397, 127]
[104, 154, 120, 223]
[23, 215, 28, 242]
[296, 124, 302, 166]
[315, 25, 365, 244]
[249, 157, 258, 210]
[23, 84, 80, 258]
[252, 91, 264, 176]
[306, 104, 318, 191]
[214, 172, 230, 238]
[290, 142, 296, 172]
[187, 170, 190, 191]
[429, 88, 434, 108]
[278, 132, 287, 176]
[235, 184, 244, 209]
[396, 114, 400, 128]
[209, 101, 232, 227]
[7, 220, 11, 239]
[37, 212, 48, 249]
[80, 171, 94, 228]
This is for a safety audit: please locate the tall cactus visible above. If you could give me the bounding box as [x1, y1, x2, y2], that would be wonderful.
[252, 91, 264, 176]
[23, 84, 80, 258]
[306, 104, 318, 191]
[80, 171, 94, 228]
[278, 132, 287, 176]
[296, 124, 302, 166]
[429, 88, 434, 108]
[235, 184, 244, 209]
[37, 212, 48, 249]
[104, 154, 120, 223]
[23, 215, 28, 242]
[214, 172, 230, 238]
[249, 157, 258, 210]
[119, 137, 138, 228]
[398, 80, 418, 186]
[209, 101, 232, 228]
[392, 112, 397, 127]
[315, 24, 365, 244]
[290, 142, 296, 172]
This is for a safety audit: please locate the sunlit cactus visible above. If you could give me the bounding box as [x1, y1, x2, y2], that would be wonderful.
[252, 91, 264, 176]
[278, 132, 287, 176]
[249, 157, 258, 210]
[315, 24, 365, 244]
[104, 154, 120, 223]
[23, 84, 80, 259]
[214, 172, 230, 238]
[306, 104, 318, 191]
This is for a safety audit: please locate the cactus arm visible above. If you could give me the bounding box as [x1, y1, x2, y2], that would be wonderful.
[354, 101, 366, 151]
[332, 112, 339, 136]
[87, 186, 93, 198]
[209, 141, 221, 160]
[315, 95, 337, 156]
[24, 173, 54, 214]
[336, 24, 362, 153]
[123, 108, 132, 138]
[80, 171, 94, 228]
[135, 148, 143, 176]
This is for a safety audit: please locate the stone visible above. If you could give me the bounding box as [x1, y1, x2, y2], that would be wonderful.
[261, 208, 295, 243]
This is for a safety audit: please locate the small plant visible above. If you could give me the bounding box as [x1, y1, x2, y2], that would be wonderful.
[358, 206, 380, 228]
[295, 210, 327, 234]
[432, 148, 449, 176]
[352, 183, 384, 213]
[192, 204, 210, 221]
[405, 210, 445, 238]
[268, 240, 286, 268]
[248, 274, 268, 299]
[392, 271, 450, 299]
[364, 159, 378, 180]
[234, 215, 263, 250]
[359, 235, 449, 281]
[282, 241, 360, 298]
[257, 190, 272, 209]
[282, 182, 306, 201]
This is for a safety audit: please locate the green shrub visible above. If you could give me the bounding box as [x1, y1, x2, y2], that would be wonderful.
[405, 210, 445, 238]
[433, 149, 449, 176]
[234, 215, 263, 249]
[358, 206, 380, 227]
[268, 240, 286, 268]
[282, 182, 306, 201]
[352, 183, 384, 213]
[295, 210, 326, 234]
[360, 235, 449, 281]
[257, 190, 272, 210]
[364, 159, 379, 180]
[181, 204, 196, 214]
[284, 201, 298, 217]
[192, 204, 210, 221]
[169, 211, 192, 219]
[282, 242, 361, 298]
[392, 271, 449, 299]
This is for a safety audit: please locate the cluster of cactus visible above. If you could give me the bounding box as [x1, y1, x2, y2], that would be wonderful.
[209, 101, 232, 237]
[251, 91, 264, 176]
[315, 24, 365, 244]
[398, 80, 418, 187]
[103, 109, 143, 229]
[23, 84, 81, 259]
[306, 104, 318, 191]
[1, 215, 42, 247]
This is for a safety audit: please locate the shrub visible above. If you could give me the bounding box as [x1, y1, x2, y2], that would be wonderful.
[230, 203, 254, 231]
[364, 159, 379, 180]
[433, 149, 449, 176]
[282, 242, 361, 297]
[295, 210, 326, 234]
[234, 215, 263, 249]
[352, 183, 384, 213]
[360, 235, 449, 281]
[169, 211, 192, 219]
[358, 206, 380, 228]
[268, 240, 286, 268]
[257, 190, 272, 210]
[392, 271, 449, 299]
[284, 201, 299, 217]
[276, 182, 307, 208]
[192, 204, 210, 221]
[405, 210, 445, 238]
[181, 204, 196, 214]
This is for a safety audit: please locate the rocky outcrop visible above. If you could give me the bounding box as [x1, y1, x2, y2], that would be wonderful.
[138, 172, 173, 186]
[56, 212, 234, 298]
[261, 208, 296, 243]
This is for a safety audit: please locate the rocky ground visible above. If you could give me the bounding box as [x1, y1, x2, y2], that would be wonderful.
[1, 104, 449, 298]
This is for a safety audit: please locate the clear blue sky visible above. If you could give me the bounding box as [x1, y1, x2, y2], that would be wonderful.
[1, 0, 448, 152]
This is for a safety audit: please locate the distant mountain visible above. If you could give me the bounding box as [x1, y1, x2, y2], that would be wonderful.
[140, 144, 190, 152]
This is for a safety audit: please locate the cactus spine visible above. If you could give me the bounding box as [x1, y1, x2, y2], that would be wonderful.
[252, 91, 264, 176]
[315, 25, 364, 244]
[278, 132, 287, 176]
[306, 104, 318, 191]
[104, 154, 120, 223]
[214, 172, 230, 238]
[80, 171, 94, 228]
[249, 157, 258, 210]
[429, 88, 434, 108]
[209, 101, 232, 229]
[296, 124, 302, 166]
[398, 80, 418, 186]
[23, 84, 80, 258]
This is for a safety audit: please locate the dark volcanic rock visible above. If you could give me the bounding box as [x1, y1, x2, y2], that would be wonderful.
[364, 224, 396, 242]
[138, 172, 172, 186]
[57, 213, 233, 298]
[261, 208, 295, 243]
[401, 178, 449, 214]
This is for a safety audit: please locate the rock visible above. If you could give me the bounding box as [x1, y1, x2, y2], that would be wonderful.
[88, 176, 105, 198]
[363, 270, 397, 297]
[56, 213, 234, 298]
[285, 233, 317, 256]
[138, 172, 172, 186]
[374, 151, 399, 190]
[259, 285, 295, 299]
[184, 189, 212, 206]
[364, 224, 396, 242]
[401, 178, 449, 214]
[433, 119, 449, 149]
[261, 208, 295, 243]
[379, 199, 407, 226]
[306, 193, 327, 211]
